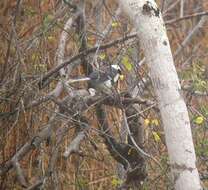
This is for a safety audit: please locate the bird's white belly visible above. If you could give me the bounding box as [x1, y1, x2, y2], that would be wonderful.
[104, 80, 112, 88]
[113, 74, 120, 83]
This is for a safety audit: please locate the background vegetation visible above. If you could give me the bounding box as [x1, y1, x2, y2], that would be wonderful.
[0, 0, 208, 189]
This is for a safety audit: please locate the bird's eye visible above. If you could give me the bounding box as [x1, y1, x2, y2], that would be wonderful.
[118, 69, 122, 74]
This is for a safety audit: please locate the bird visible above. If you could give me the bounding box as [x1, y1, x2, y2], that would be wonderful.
[88, 64, 122, 95]
[67, 64, 122, 95]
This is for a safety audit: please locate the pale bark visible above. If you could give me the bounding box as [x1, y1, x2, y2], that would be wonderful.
[119, 0, 202, 190]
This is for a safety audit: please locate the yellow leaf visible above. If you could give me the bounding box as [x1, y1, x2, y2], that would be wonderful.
[119, 74, 124, 80]
[151, 119, 159, 126]
[111, 21, 119, 28]
[87, 36, 95, 46]
[47, 36, 55, 42]
[99, 53, 106, 60]
[111, 177, 122, 187]
[31, 53, 38, 61]
[128, 148, 132, 155]
[122, 56, 132, 71]
[144, 119, 150, 126]
[152, 131, 160, 142]
[200, 80, 206, 87]
[194, 116, 204, 125]
[87, 36, 94, 41]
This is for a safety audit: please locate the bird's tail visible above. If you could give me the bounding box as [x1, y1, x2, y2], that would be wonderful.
[67, 77, 91, 84]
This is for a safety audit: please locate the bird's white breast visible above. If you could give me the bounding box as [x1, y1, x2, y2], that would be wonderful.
[104, 79, 112, 88]
[113, 73, 120, 83]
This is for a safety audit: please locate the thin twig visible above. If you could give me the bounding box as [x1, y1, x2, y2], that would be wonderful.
[166, 11, 208, 25]
[38, 33, 137, 86]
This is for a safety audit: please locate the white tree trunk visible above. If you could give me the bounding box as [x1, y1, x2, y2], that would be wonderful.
[118, 0, 202, 189]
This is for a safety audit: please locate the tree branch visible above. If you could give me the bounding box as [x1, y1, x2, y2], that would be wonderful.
[38, 33, 137, 87]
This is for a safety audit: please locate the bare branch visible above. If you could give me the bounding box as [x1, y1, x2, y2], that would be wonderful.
[38, 33, 137, 86]
[12, 159, 28, 187]
[166, 11, 208, 25]
[26, 179, 43, 190]
[0, 115, 59, 176]
[123, 112, 150, 159]
[63, 130, 86, 158]
[174, 16, 208, 58]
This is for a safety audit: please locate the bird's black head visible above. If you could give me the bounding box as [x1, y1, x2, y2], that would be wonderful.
[111, 64, 122, 74]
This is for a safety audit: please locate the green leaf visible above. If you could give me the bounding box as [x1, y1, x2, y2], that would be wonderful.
[43, 14, 54, 27]
[122, 56, 132, 71]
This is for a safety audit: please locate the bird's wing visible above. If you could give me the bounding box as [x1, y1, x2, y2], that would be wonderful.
[89, 71, 109, 83]
[106, 67, 118, 79]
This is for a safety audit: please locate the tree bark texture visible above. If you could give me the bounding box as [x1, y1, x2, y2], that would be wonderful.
[118, 0, 202, 189]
